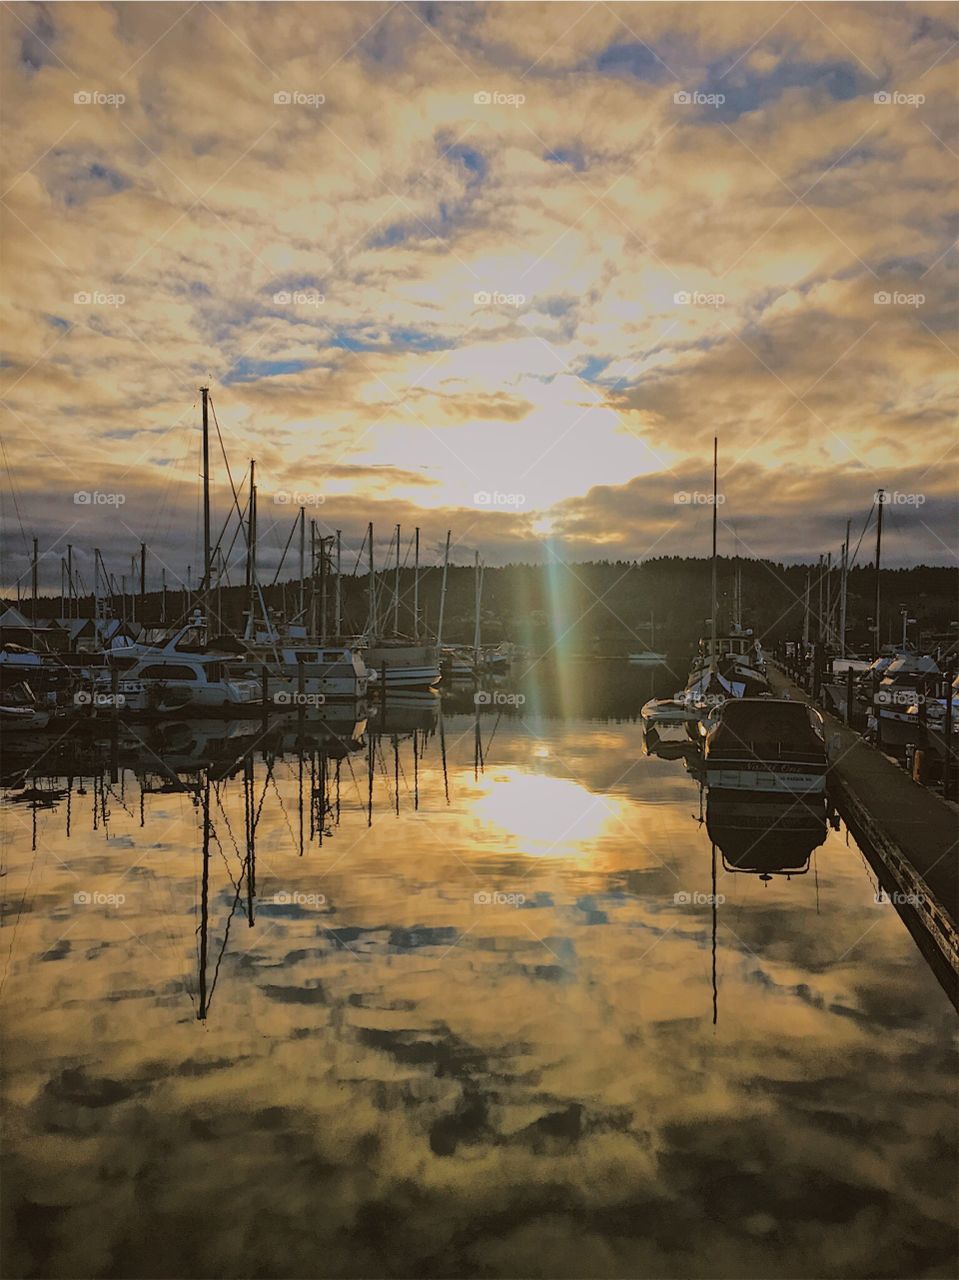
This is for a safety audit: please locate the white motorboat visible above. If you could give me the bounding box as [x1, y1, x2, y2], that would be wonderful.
[230, 625, 369, 703]
[96, 619, 260, 715]
[366, 640, 441, 690]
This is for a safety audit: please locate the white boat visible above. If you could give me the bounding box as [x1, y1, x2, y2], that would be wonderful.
[869, 653, 940, 747]
[442, 646, 476, 679]
[629, 610, 668, 663]
[0, 699, 51, 729]
[704, 698, 828, 795]
[231, 626, 369, 702]
[640, 697, 702, 726]
[96, 619, 260, 715]
[366, 640, 441, 690]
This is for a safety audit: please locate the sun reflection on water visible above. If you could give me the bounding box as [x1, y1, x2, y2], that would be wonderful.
[468, 768, 622, 857]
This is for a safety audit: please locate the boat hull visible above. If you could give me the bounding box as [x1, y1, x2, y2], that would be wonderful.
[706, 760, 827, 795]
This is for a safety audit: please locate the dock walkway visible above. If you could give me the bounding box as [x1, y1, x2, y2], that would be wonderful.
[769, 664, 958, 1001]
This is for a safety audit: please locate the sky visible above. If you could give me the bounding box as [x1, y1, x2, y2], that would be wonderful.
[1, 0, 957, 598]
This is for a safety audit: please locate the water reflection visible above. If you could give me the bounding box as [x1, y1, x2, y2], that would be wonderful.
[2, 663, 956, 1280]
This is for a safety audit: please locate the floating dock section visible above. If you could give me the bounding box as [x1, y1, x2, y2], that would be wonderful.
[769, 665, 958, 1008]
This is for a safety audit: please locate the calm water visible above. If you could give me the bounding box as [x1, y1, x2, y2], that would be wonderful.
[2, 662, 956, 1280]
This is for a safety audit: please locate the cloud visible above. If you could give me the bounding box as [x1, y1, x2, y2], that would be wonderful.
[1, 1, 956, 589]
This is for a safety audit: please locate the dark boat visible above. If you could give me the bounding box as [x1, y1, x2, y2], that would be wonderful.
[704, 697, 827, 796]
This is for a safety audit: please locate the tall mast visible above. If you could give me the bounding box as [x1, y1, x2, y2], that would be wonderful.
[67, 544, 73, 619]
[874, 490, 884, 653]
[201, 386, 211, 593]
[413, 527, 420, 640]
[319, 533, 328, 642]
[335, 530, 342, 639]
[840, 520, 850, 658]
[139, 542, 146, 624]
[437, 530, 451, 647]
[817, 554, 824, 644]
[393, 523, 401, 636]
[709, 437, 718, 672]
[473, 550, 482, 663]
[367, 522, 375, 638]
[94, 547, 102, 622]
[298, 505, 306, 623]
[31, 536, 38, 625]
[802, 569, 810, 648]
[309, 519, 317, 640]
[245, 459, 256, 640]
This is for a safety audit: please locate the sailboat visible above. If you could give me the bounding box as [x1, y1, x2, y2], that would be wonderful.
[365, 524, 442, 690]
[643, 438, 740, 728]
[229, 494, 369, 702]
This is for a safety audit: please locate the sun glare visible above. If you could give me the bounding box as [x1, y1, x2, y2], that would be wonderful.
[470, 769, 621, 856]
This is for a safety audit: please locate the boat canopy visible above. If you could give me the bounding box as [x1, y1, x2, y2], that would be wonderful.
[709, 698, 824, 753]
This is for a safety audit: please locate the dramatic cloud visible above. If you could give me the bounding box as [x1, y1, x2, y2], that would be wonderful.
[1, 1, 956, 593]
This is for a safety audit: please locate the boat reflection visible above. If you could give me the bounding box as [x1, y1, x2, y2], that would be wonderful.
[706, 791, 827, 879]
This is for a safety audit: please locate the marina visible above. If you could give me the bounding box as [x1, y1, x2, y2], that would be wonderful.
[3, 1, 958, 1275]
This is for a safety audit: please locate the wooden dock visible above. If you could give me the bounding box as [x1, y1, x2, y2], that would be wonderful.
[769, 665, 959, 1008]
